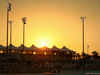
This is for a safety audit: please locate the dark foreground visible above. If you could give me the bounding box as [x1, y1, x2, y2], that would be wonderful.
[0, 70, 100, 75]
[0, 54, 100, 74]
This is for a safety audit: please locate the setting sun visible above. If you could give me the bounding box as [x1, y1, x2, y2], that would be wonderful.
[37, 39, 49, 47]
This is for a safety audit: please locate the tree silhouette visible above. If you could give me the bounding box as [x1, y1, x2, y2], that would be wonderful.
[92, 51, 98, 58]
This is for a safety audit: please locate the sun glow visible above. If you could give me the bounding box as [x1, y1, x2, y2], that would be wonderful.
[37, 39, 49, 47]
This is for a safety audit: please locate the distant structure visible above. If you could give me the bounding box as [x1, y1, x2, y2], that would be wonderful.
[0, 44, 74, 55]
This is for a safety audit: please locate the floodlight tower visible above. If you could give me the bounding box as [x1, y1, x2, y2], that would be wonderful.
[80, 17, 86, 59]
[6, 2, 11, 75]
[7, 2, 11, 54]
[22, 17, 27, 54]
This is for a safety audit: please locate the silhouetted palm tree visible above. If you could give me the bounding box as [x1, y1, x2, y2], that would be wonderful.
[92, 51, 98, 58]
[81, 52, 87, 59]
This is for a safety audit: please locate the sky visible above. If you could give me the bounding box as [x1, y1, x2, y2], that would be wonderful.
[0, 0, 100, 54]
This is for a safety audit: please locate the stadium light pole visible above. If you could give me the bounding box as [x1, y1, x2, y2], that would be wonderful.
[80, 17, 86, 60]
[7, 2, 11, 54]
[7, 2, 11, 75]
[22, 17, 27, 54]
[9, 21, 13, 54]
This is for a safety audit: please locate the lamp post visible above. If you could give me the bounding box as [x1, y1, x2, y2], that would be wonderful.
[9, 21, 13, 54]
[6, 2, 11, 75]
[22, 17, 27, 54]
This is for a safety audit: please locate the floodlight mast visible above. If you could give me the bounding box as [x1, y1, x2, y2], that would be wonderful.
[80, 17, 86, 62]
[22, 17, 27, 54]
[6, 2, 12, 75]
[7, 2, 12, 54]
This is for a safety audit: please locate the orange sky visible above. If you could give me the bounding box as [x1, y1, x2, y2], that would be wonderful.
[0, 0, 100, 54]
